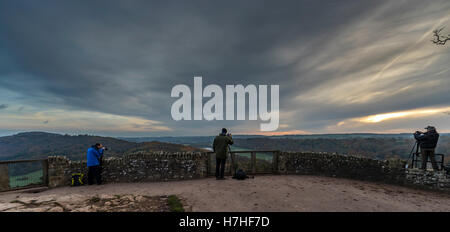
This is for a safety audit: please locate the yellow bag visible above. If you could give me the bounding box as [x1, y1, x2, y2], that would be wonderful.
[71, 173, 84, 186]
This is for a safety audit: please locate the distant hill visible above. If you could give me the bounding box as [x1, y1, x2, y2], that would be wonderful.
[119, 135, 266, 148]
[0, 132, 205, 161]
[121, 133, 450, 161]
[232, 136, 450, 161]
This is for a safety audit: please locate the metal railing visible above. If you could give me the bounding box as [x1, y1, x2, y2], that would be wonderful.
[206, 150, 279, 176]
[0, 159, 48, 192]
[411, 152, 445, 170]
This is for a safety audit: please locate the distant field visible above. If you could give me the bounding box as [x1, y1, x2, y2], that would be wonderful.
[230, 147, 273, 161]
[9, 170, 43, 188]
[207, 147, 274, 174]
[206, 146, 273, 161]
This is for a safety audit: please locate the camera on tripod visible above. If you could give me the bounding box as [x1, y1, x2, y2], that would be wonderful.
[414, 131, 423, 137]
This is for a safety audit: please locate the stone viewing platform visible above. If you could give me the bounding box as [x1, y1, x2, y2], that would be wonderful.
[43, 151, 450, 193]
[2, 175, 450, 212]
[1, 151, 450, 212]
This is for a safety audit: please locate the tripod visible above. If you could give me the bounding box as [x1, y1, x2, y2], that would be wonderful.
[228, 145, 254, 180]
[406, 141, 419, 168]
[228, 145, 236, 176]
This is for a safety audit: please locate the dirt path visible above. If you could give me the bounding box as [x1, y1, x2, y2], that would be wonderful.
[1, 175, 450, 212]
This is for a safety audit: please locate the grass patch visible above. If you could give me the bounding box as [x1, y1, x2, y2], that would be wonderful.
[9, 170, 43, 188]
[89, 196, 101, 204]
[167, 195, 184, 212]
[10, 200, 24, 204]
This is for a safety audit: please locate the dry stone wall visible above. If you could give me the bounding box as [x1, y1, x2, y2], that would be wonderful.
[48, 152, 208, 187]
[46, 151, 449, 193]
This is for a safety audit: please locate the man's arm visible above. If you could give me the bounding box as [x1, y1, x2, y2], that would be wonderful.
[212, 138, 217, 152]
[414, 132, 425, 141]
[227, 135, 234, 145]
[94, 148, 103, 160]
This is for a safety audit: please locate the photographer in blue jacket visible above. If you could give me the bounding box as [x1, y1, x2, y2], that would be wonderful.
[87, 143, 107, 185]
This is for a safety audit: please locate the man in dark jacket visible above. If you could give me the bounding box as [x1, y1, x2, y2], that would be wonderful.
[87, 143, 106, 185]
[414, 126, 440, 171]
[213, 128, 233, 180]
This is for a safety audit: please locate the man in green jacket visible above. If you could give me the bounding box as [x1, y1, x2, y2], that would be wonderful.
[213, 128, 234, 180]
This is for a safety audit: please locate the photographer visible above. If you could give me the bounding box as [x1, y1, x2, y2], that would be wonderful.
[414, 126, 440, 171]
[86, 143, 107, 185]
[212, 128, 234, 180]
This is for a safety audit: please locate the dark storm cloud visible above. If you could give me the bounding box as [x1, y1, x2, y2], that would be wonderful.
[1, 0, 450, 135]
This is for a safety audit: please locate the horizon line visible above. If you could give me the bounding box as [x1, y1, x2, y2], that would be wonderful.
[2, 130, 449, 138]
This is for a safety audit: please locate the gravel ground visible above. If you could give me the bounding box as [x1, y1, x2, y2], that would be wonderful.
[1, 175, 450, 212]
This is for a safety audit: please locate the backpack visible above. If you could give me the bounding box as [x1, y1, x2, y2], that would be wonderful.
[233, 169, 248, 180]
[71, 173, 84, 186]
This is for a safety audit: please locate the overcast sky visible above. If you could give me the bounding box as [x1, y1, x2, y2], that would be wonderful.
[1, 0, 449, 137]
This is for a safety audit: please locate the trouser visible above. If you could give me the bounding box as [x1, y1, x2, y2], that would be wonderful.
[421, 148, 438, 171]
[88, 165, 102, 185]
[215, 158, 226, 178]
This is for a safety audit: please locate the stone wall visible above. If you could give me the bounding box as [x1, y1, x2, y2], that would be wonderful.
[46, 151, 449, 193]
[48, 156, 71, 188]
[276, 152, 407, 184]
[0, 164, 9, 191]
[48, 152, 209, 187]
[405, 169, 450, 191]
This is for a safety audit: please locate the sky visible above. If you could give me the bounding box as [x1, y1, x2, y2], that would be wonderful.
[0, 0, 450, 137]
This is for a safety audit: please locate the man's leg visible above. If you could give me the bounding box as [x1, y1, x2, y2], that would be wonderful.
[88, 166, 94, 185]
[428, 149, 439, 171]
[215, 158, 221, 179]
[421, 149, 428, 170]
[94, 166, 102, 185]
[220, 158, 226, 179]
[96, 166, 102, 184]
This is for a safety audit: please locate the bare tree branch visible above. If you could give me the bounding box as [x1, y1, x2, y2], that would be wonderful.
[431, 27, 450, 45]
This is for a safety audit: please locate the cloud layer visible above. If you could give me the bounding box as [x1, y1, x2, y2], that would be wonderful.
[0, 0, 449, 136]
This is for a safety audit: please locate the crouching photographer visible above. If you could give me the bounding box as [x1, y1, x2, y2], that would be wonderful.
[414, 126, 439, 171]
[86, 143, 108, 185]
